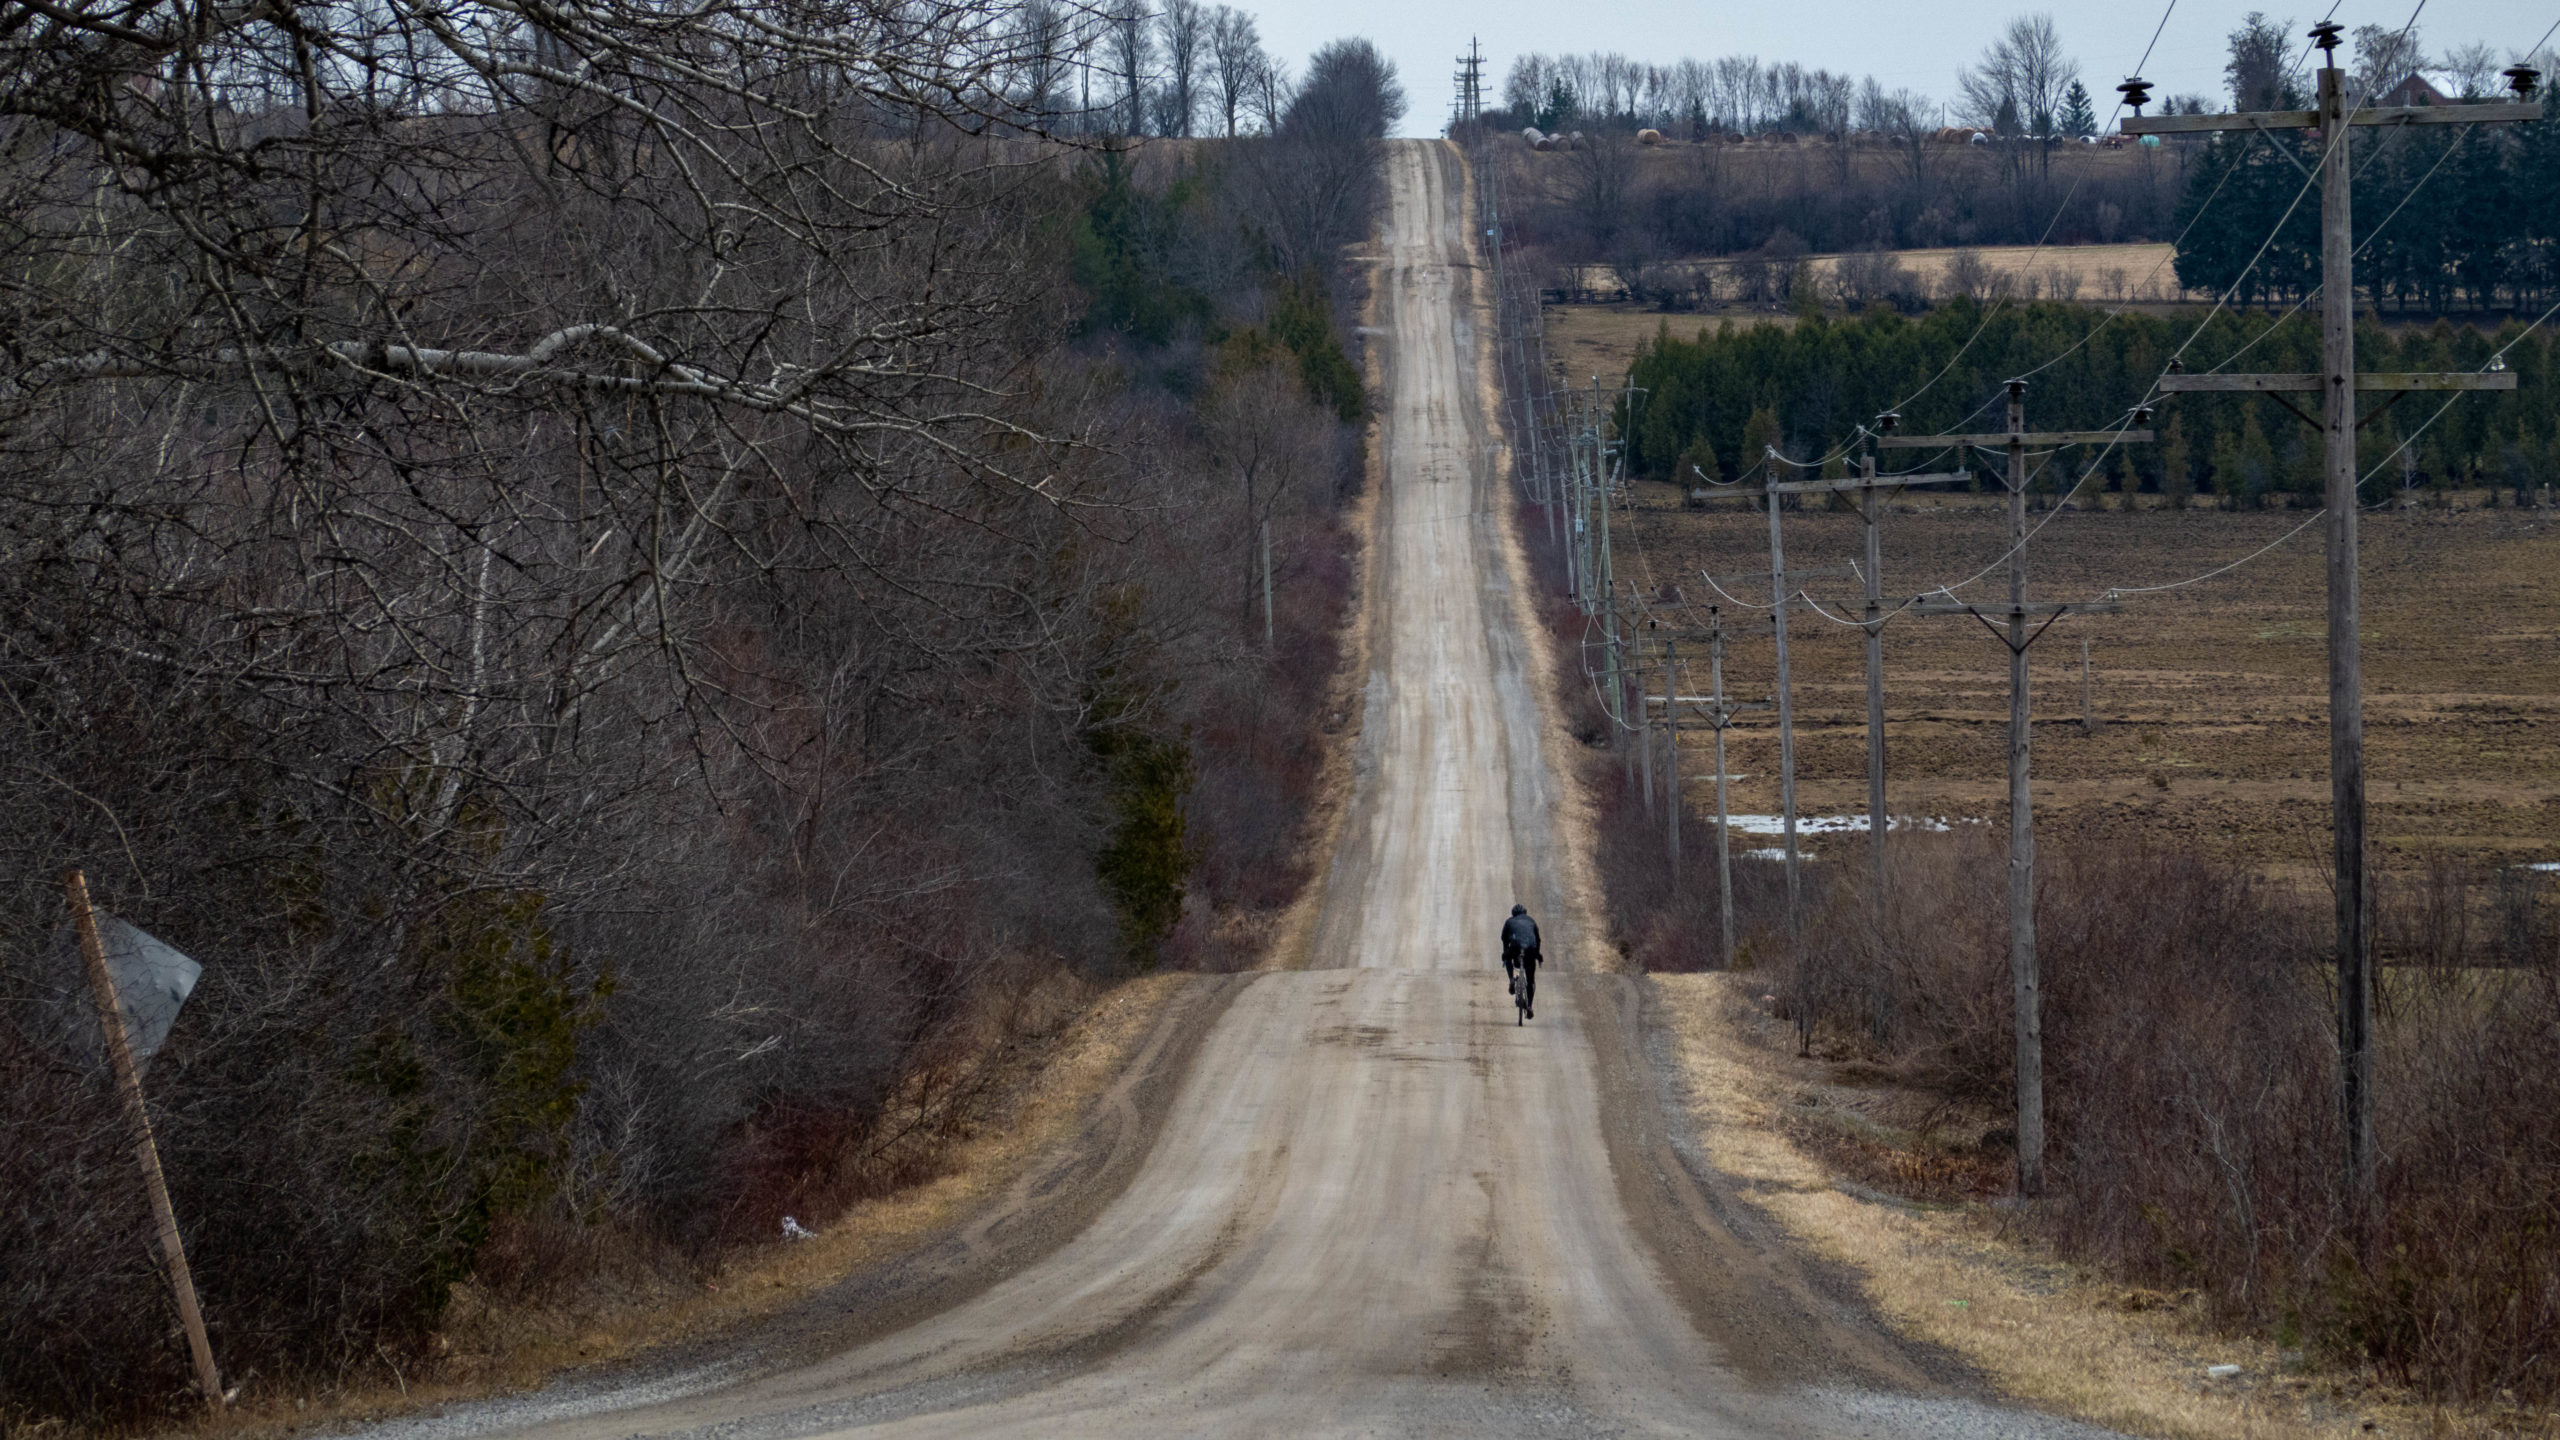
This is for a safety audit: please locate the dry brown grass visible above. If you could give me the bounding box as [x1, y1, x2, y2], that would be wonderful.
[1652, 972, 2554, 1440]
[1619, 502, 2560, 878]
[1545, 242, 2191, 388]
[1568, 242, 2182, 304]
[1541, 307, 1797, 382]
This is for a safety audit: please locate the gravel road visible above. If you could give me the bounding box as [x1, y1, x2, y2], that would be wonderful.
[346, 140, 2126, 1440]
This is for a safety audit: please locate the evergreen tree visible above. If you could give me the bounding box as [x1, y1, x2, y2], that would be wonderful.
[2060, 81, 2097, 139]
[1741, 404, 1785, 479]
[1679, 434, 1722, 487]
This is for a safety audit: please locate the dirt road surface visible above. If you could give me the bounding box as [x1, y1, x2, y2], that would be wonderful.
[351, 142, 2122, 1440]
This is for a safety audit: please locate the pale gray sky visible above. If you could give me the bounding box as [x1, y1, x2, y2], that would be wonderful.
[1244, 0, 2555, 136]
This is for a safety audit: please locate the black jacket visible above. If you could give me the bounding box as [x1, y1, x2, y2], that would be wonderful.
[1501, 913, 1540, 954]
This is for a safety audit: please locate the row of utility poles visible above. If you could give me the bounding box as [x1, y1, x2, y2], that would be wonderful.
[1480, 28, 2542, 1212]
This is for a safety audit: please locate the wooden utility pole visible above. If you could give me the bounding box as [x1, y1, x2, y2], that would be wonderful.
[64, 870, 225, 1408]
[1895, 384, 2148, 1196]
[1661, 609, 1770, 970]
[1762, 462, 1808, 1052]
[1766, 419, 1967, 1035]
[2123, 37, 2539, 1215]
[1662, 638, 1680, 866]
[1759, 451, 1882, 1051]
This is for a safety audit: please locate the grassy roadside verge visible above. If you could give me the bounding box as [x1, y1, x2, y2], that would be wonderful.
[1650, 971, 2546, 1440]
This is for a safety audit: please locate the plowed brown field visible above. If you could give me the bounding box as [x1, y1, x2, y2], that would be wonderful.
[1617, 489, 2560, 880]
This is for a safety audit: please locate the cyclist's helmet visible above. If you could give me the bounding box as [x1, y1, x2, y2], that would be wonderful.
[1511, 904, 1527, 916]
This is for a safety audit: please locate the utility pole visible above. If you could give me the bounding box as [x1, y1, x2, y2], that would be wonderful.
[1662, 637, 1680, 863]
[2121, 37, 2539, 1218]
[1675, 609, 1770, 970]
[65, 870, 225, 1408]
[1759, 450, 1874, 1054]
[1894, 383, 2149, 1196]
[1453, 36, 1484, 134]
[1766, 416, 1967, 1036]
[1760, 457, 1811, 1052]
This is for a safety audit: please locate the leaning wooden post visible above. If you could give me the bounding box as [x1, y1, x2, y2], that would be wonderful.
[65, 869, 225, 1408]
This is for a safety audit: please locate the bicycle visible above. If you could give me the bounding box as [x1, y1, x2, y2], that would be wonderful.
[1505, 946, 1538, 1024]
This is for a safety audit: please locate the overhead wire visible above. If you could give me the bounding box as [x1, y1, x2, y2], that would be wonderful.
[1757, 0, 2191, 477]
[1524, 0, 2537, 699]
[1851, 0, 2355, 454]
[2101, 287, 2560, 599]
[1884, 0, 2456, 603]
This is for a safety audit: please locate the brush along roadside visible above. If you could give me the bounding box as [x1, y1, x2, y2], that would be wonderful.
[178, 972, 1197, 1440]
[1649, 972, 2544, 1440]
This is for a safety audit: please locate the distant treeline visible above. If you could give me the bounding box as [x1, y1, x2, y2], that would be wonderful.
[1626, 302, 2558, 501]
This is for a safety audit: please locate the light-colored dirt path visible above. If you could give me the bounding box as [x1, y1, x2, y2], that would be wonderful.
[348, 140, 2123, 1440]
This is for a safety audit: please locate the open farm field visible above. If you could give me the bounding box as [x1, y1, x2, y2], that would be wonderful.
[1540, 305, 1796, 382]
[1614, 496, 2560, 881]
[1562, 241, 2184, 304]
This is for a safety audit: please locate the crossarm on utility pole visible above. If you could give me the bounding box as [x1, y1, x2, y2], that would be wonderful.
[2122, 100, 2540, 134]
[2156, 373, 2517, 393]
[1878, 431, 2152, 448]
[1765, 469, 1970, 495]
[1909, 599, 2124, 652]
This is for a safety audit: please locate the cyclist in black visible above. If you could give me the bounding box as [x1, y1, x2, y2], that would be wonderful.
[1500, 904, 1541, 1019]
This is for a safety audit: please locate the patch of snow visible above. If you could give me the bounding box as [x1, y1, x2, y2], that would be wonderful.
[1718, 814, 1975, 836]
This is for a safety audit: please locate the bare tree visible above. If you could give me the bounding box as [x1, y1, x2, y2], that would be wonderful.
[1959, 14, 2079, 178]
[2351, 22, 2429, 104]
[1862, 82, 1941, 190]
[1206, 7, 1267, 136]
[1107, 4, 1155, 134]
[1250, 55, 1294, 135]
[1014, 0, 1076, 123]
[2224, 11, 2298, 111]
[2441, 41, 2502, 99]
[1157, 0, 1207, 137]
[0, 0, 1252, 1411]
[1237, 40, 1401, 279]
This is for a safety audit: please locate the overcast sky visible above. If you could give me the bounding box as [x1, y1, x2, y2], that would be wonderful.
[1244, 1, 2554, 136]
